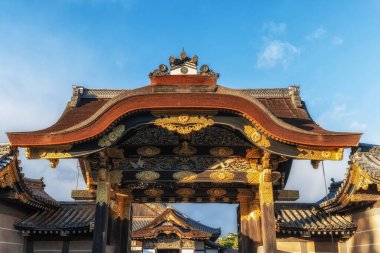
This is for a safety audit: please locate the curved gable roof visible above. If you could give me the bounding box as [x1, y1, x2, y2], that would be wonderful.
[7, 85, 361, 147]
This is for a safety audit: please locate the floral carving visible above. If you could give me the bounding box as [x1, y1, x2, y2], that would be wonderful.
[154, 115, 214, 135]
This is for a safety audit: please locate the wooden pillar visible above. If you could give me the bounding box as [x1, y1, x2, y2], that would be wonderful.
[259, 168, 277, 253]
[117, 191, 133, 253]
[92, 168, 111, 253]
[237, 189, 262, 253]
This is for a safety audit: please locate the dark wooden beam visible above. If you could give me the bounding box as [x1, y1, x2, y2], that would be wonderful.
[92, 169, 111, 253]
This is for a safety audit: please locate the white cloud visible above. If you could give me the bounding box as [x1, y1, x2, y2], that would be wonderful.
[316, 103, 353, 127]
[332, 36, 344, 45]
[263, 22, 287, 35]
[350, 121, 367, 132]
[306, 26, 326, 40]
[256, 40, 300, 69]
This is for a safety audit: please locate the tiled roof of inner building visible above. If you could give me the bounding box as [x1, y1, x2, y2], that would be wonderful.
[319, 144, 380, 213]
[0, 144, 58, 208]
[353, 144, 380, 184]
[171, 208, 221, 236]
[0, 144, 14, 170]
[15, 202, 95, 232]
[275, 203, 356, 236]
[16, 201, 357, 238]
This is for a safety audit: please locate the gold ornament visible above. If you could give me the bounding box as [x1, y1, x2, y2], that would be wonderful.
[137, 146, 161, 157]
[207, 188, 227, 198]
[98, 125, 125, 147]
[209, 171, 235, 182]
[296, 147, 343, 160]
[175, 188, 195, 197]
[136, 171, 160, 181]
[144, 188, 164, 197]
[173, 171, 198, 182]
[25, 145, 73, 160]
[244, 125, 271, 148]
[154, 115, 214, 135]
[209, 147, 234, 157]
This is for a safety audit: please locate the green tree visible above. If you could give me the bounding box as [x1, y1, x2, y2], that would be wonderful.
[216, 232, 238, 249]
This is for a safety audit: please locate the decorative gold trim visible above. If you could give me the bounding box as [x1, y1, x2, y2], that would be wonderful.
[173, 171, 198, 182]
[259, 169, 274, 206]
[209, 170, 235, 182]
[98, 125, 125, 147]
[154, 114, 214, 135]
[349, 163, 373, 191]
[246, 170, 260, 184]
[244, 125, 271, 148]
[136, 171, 160, 181]
[296, 147, 344, 161]
[25, 145, 73, 159]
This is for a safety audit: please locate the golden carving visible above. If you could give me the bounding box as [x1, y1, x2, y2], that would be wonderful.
[246, 148, 262, 159]
[209, 158, 251, 171]
[96, 183, 109, 205]
[209, 170, 235, 182]
[144, 188, 164, 197]
[154, 115, 214, 135]
[98, 125, 125, 147]
[182, 239, 195, 249]
[209, 147, 234, 157]
[25, 145, 73, 160]
[71, 190, 96, 200]
[137, 146, 161, 157]
[207, 188, 227, 198]
[259, 169, 274, 206]
[173, 171, 198, 182]
[246, 170, 260, 184]
[297, 147, 344, 161]
[49, 159, 59, 168]
[244, 125, 271, 148]
[349, 163, 373, 191]
[175, 188, 195, 197]
[136, 171, 160, 181]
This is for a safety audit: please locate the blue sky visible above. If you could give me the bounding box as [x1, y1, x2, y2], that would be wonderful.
[0, 0, 379, 236]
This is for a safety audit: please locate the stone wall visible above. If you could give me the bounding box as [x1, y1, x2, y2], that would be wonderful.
[346, 202, 380, 253]
[27, 238, 93, 253]
[276, 238, 339, 253]
[0, 202, 28, 253]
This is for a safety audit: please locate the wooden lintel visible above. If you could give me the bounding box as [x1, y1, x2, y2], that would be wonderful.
[274, 189, 299, 201]
[71, 189, 96, 200]
[351, 193, 380, 202]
